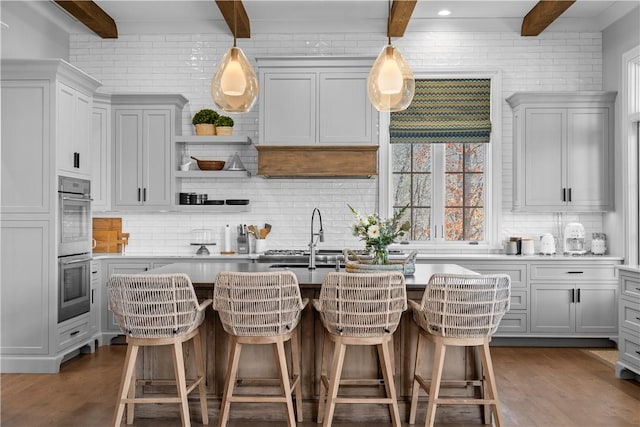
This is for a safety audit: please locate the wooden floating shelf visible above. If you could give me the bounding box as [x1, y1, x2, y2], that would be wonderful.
[174, 135, 252, 145]
[175, 170, 250, 178]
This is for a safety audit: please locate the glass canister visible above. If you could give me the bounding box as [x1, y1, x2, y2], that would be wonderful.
[591, 232, 606, 255]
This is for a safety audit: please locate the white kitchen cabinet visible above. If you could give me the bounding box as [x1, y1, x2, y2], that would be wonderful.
[57, 83, 92, 177]
[506, 92, 616, 212]
[616, 268, 640, 379]
[91, 93, 111, 212]
[112, 94, 187, 211]
[89, 261, 101, 342]
[529, 262, 618, 336]
[257, 57, 377, 146]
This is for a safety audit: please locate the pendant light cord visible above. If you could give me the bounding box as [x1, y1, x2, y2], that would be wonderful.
[233, 0, 237, 47]
[387, 0, 391, 45]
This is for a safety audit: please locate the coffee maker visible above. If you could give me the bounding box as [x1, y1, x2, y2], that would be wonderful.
[563, 223, 586, 255]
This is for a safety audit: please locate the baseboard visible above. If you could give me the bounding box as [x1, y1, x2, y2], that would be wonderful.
[0, 354, 64, 374]
[491, 337, 617, 347]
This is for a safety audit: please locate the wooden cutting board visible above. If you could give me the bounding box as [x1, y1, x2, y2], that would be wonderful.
[93, 217, 122, 231]
[93, 218, 128, 253]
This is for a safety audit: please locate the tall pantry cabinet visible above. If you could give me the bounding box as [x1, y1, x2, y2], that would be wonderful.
[1, 60, 101, 373]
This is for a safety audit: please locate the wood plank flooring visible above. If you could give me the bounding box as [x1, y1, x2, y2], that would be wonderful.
[1, 346, 639, 426]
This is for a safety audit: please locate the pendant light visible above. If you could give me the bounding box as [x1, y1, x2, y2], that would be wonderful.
[211, 0, 258, 113]
[367, 1, 415, 112]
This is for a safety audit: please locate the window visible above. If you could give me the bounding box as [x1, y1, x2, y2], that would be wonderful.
[381, 73, 502, 248]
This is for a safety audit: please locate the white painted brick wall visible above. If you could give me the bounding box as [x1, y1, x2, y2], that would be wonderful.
[71, 30, 605, 255]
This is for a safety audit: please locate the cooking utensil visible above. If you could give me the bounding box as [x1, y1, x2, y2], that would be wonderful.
[190, 156, 225, 171]
[247, 225, 258, 239]
[260, 228, 268, 239]
[264, 223, 272, 237]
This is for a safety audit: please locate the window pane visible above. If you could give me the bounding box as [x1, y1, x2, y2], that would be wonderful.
[413, 144, 432, 172]
[413, 174, 431, 207]
[465, 208, 484, 241]
[446, 143, 463, 172]
[465, 143, 484, 172]
[445, 173, 463, 206]
[445, 208, 464, 241]
[465, 173, 484, 207]
[413, 208, 431, 240]
[392, 144, 411, 172]
[393, 173, 411, 206]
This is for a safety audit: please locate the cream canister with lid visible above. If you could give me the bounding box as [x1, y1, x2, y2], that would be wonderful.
[521, 238, 535, 255]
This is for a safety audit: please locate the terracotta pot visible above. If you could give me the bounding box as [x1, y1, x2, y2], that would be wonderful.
[216, 126, 233, 136]
[194, 123, 215, 135]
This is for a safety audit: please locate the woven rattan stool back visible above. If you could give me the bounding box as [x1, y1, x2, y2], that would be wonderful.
[416, 273, 511, 338]
[107, 273, 205, 338]
[316, 272, 407, 337]
[213, 271, 304, 336]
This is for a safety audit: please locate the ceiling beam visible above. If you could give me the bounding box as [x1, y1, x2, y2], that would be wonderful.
[54, 1, 117, 39]
[521, 0, 576, 36]
[388, 0, 417, 38]
[215, 0, 250, 38]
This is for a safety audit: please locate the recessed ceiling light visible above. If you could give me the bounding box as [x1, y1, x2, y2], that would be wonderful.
[438, 9, 451, 17]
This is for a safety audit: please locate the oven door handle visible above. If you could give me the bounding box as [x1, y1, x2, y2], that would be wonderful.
[61, 196, 92, 202]
[60, 258, 91, 266]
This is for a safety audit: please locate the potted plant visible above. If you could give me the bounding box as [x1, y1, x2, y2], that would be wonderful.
[215, 115, 234, 136]
[192, 109, 219, 135]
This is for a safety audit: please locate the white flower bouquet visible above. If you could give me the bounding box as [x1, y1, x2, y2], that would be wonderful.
[348, 204, 410, 264]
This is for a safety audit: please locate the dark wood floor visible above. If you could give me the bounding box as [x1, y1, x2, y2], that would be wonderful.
[1, 346, 639, 426]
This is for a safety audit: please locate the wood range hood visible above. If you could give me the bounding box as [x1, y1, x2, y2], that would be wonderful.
[256, 145, 378, 178]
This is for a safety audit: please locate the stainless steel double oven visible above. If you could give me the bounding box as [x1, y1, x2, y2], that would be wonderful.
[58, 176, 92, 323]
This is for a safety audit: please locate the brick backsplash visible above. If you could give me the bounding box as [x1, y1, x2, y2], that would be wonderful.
[72, 30, 605, 255]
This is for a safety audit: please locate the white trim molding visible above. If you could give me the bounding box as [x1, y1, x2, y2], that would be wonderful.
[622, 45, 640, 265]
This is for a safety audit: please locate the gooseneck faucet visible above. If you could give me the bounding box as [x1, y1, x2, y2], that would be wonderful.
[309, 208, 324, 269]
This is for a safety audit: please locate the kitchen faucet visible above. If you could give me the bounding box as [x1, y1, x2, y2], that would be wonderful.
[308, 208, 324, 269]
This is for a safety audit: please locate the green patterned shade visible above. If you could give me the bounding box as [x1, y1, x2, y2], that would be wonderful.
[390, 79, 491, 143]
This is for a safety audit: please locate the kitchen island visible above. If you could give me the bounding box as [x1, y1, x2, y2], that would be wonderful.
[131, 261, 482, 423]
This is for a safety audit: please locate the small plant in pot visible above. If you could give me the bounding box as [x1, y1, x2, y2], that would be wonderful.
[215, 115, 234, 136]
[192, 109, 219, 135]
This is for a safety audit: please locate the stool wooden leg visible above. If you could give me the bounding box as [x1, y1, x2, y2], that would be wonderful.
[409, 332, 426, 424]
[379, 339, 401, 427]
[114, 343, 139, 427]
[323, 341, 346, 427]
[425, 339, 446, 427]
[193, 329, 209, 425]
[274, 338, 296, 427]
[172, 340, 190, 427]
[219, 337, 242, 427]
[291, 327, 303, 422]
[479, 340, 502, 427]
[126, 358, 136, 424]
[317, 332, 331, 424]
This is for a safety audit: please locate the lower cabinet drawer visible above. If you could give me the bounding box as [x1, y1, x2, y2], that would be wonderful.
[510, 290, 527, 310]
[495, 312, 527, 334]
[621, 297, 640, 333]
[57, 318, 90, 352]
[620, 272, 640, 300]
[619, 332, 640, 371]
[458, 264, 527, 288]
[530, 264, 617, 281]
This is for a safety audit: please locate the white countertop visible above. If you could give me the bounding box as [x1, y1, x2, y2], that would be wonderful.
[617, 265, 640, 273]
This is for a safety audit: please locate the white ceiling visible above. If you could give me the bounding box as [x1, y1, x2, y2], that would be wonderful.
[40, 0, 640, 36]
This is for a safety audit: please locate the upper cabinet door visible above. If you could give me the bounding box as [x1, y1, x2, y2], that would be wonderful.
[319, 73, 373, 144]
[57, 84, 92, 177]
[566, 108, 611, 210]
[114, 109, 143, 207]
[262, 73, 316, 145]
[141, 110, 172, 207]
[523, 108, 566, 208]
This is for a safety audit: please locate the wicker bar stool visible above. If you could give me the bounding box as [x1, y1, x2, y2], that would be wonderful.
[408, 274, 511, 427]
[314, 272, 407, 427]
[212, 271, 307, 427]
[107, 273, 211, 427]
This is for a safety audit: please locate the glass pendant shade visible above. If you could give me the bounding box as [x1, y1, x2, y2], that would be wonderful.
[368, 44, 415, 112]
[211, 46, 258, 113]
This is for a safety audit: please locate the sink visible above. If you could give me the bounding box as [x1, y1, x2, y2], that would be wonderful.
[269, 263, 344, 269]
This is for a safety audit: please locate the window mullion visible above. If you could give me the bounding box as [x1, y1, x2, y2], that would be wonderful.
[432, 145, 445, 241]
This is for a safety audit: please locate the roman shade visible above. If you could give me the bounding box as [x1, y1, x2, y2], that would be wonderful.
[390, 79, 491, 144]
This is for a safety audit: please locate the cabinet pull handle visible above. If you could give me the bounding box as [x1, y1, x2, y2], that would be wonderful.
[562, 188, 566, 202]
[635, 287, 640, 291]
[70, 330, 80, 337]
[567, 271, 584, 274]
[568, 188, 572, 202]
[636, 351, 640, 356]
[137, 188, 141, 201]
[576, 288, 581, 303]
[571, 289, 575, 303]
[91, 289, 95, 304]
[635, 317, 640, 321]
[143, 188, 147, 202]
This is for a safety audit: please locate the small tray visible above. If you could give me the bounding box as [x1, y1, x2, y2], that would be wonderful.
[204, 200, 224, 205]
[225, 199, 250, 205]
